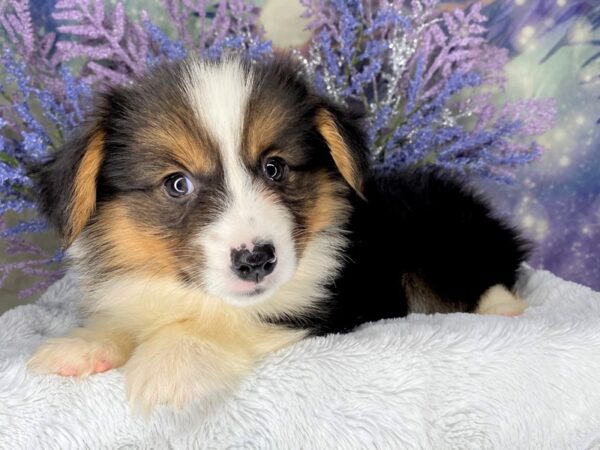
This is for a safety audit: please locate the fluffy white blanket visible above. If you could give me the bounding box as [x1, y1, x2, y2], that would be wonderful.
[1, 267, 600, 449]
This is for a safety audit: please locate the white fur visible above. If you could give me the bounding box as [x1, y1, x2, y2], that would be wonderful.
[256, 229, 349, 318]
[7, 267, 600, 447]
[476, 284, 527, 316]
[183, 58, 299, 306]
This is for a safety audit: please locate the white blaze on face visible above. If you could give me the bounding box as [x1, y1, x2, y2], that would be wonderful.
[183, 58, 297, 306]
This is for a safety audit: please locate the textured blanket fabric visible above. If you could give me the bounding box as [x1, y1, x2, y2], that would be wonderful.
[1, 267, 600, 449]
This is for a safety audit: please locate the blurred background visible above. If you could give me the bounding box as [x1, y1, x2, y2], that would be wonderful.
[1, 0, 598, 313]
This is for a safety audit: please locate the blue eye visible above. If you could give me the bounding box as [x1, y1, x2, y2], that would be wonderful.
[164, 173, 194, 198]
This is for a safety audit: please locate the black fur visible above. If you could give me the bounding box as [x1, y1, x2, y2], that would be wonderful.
[257, 59, 531, 335]
[278, 168, 531, 335]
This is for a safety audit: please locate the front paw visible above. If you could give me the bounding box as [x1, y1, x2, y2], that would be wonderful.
[123, 339, 245, 413]
[28, 337, 117, 377]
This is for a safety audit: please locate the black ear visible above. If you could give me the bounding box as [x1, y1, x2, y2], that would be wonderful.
[34, 122, 105, 248]
[314, 104, 370, 198]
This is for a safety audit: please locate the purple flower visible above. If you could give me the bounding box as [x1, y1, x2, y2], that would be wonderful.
[301, 0, 555, 181]
[145, 20, 187, 63]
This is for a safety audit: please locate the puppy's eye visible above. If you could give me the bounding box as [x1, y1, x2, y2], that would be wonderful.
[263, 157, 287, 182]
[164, 173, 194, 198]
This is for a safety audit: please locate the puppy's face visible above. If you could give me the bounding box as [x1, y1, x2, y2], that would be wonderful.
[38, 58, 368, 308]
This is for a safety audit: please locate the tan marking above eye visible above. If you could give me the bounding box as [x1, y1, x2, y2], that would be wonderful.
[244, 100, 290, 164]
[137, 122, 217, 175]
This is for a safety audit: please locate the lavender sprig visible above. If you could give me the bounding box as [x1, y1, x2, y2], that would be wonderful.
[300, 0, 555, 181]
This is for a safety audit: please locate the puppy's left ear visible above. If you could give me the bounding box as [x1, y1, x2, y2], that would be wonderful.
[315, 106, 370, 199]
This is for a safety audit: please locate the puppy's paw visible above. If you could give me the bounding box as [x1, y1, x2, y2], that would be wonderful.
[476, 285, 527, 317]
[123, 337, 245, 414]
[28, 337, 120, 377]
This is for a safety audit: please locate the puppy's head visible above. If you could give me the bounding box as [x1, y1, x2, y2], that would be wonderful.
[38, 57, 369, 307]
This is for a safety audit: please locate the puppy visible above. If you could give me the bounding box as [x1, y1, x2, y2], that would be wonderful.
[28, 56, 529, 412]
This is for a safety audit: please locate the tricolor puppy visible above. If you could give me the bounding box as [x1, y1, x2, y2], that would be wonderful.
[28, 57, 529, 412]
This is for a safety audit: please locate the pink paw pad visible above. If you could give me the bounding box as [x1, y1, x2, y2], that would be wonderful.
[54, 357, 113, 377]
[93, 360, 113, 373]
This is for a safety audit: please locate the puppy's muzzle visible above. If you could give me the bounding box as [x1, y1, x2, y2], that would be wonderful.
[231, 243, 277, 283]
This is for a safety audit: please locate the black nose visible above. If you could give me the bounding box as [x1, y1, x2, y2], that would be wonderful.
[231, 243, 277, 283]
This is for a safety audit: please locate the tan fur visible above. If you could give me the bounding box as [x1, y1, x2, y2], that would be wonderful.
[138, 124, 216, 175]
[89, 201, 178, 277]
[476, 284, 527, 316]
[65, 131, 104, 247]
[403, 273, 466, 314]
[245, 101, 289, 163]
[82, 276, 307, 348]
[305, 175, 348, 236]
[404, 276, 526, 316]
[315, 109, 364, 197]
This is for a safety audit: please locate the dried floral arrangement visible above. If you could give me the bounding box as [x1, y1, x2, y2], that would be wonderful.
[0, 0, 555, 298]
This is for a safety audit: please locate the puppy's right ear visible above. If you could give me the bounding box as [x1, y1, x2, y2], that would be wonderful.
[35, 123, 105, 248]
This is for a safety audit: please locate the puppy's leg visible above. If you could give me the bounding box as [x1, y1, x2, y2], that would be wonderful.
[123, 320, 254, 413]
[28, 322, 134, 377]
[475, 284, 526, 317]
[123, 319, 304, 413]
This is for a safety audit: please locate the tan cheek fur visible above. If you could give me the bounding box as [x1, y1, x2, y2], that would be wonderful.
[87, 201, 178, 277]
[305, 176, 350, 236]
[292, 174, 351, 256]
